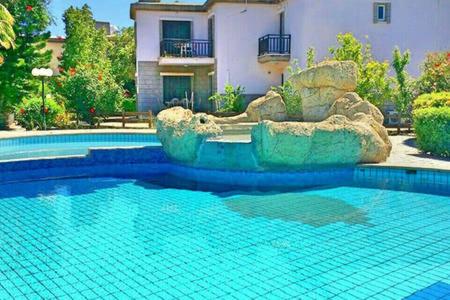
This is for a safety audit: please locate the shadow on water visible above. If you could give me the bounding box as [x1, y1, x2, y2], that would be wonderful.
[223, 193, 372, 227]
[136, 174, 372, 227]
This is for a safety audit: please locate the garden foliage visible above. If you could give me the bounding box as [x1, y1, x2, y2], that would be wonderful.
[329, 33, 392, 108]
[416, 51, 450, 94]
[0, 0, 51, 114]
[15, 96, 64, 130]
[272, 60, 302, 116]
[209, 84, 245, 113]
[413, 92, 450, 157]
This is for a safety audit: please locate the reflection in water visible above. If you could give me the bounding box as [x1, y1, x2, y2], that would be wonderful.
[224, 193, 371, 227]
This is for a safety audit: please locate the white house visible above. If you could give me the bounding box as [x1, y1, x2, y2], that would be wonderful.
[130, 0, 450, 113]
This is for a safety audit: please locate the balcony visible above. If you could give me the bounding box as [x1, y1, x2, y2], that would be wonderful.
[159, 39, 214, 66]
[258, 34, 291, 64]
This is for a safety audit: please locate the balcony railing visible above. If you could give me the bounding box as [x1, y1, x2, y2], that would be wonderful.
[160, 39, 213, 58]
[258, 34, 291, 56]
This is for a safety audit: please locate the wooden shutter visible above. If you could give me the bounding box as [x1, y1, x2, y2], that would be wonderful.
[385, 3, 391, 24]
[373, 3, 379, 24]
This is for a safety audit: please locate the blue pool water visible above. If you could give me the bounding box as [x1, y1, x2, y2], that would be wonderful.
[0, 134, 160, 161]
[0, 175, 448, 299]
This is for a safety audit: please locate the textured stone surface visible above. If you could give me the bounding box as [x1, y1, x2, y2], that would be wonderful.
[156, 107, 222, 163]
[211, 91, 287, 124]
[252, 115, 391, 168]
[328, 92, 384, 124]
[292, 60, 358, 90]
[291, 61, 358, 121]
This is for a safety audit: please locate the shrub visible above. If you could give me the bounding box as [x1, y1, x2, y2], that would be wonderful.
[413, 92, 450, 110]
[272, 60, 302, 117]
[416, 51, 450, 94]
[55, 67, 125, 125]
[209, 84, 245, 113]
[122, 97, 136, 112]
[413, 107, 450, 157]
[15, 97, 65, 130]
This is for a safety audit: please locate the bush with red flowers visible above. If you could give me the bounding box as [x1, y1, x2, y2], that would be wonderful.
[416, 51, 450, 94]
[15, 97, 65, 130]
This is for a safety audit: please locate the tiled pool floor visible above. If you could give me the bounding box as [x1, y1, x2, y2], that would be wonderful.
[0, 177, 449, 299]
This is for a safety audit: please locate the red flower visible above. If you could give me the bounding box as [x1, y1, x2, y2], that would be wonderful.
[124, 90, 131, 98]
[26, 5, 33, 11]
[447, 52, 450, 61]
[89, 107, 96, 114]
[44, 107, 49, 114]
[98, 73, 103, 81]
[56, 81, 62, 87]
[69, 67, 76, 76]
[20, 108, 26, 115]
[58, 66, 64, 73]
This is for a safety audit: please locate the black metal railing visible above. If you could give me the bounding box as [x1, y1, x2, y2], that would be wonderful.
[160, 39, 213, 58]
[258, 34, 291, 56]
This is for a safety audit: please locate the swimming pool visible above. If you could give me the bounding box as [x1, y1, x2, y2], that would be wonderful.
[0, 171, 448, 299]
[0, 133, 160, 161]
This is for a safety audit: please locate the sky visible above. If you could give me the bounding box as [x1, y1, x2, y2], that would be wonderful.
[47, 0, 203, 36]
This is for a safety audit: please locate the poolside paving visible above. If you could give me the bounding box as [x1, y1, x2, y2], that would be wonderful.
[0, 130, 448, 171]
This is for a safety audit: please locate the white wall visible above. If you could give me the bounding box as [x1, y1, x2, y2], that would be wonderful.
[211, 3, 281, 94]
[282, 0, 450, 76]
[135, 10, 209, 62]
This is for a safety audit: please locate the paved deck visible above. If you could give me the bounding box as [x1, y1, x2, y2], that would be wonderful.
[0, 130, 448, 171]
[367, 135, 450, 171]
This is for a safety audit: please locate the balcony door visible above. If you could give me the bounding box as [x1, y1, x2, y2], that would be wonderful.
[163, 76, 192, 103]
[162, 20, 191, 40]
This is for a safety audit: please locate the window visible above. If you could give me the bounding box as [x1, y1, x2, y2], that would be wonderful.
[162, 21, 191, 40]
[377, 4, 386, 21]
[163, 76, 192, 102]
[373, 2, 391, 24]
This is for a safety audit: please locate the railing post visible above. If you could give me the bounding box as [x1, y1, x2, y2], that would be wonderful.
[148, 111, 153, 128]
[122, 111, 125, 128]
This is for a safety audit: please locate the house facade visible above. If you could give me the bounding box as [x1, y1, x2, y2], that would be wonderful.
[130, 0, 450, 113]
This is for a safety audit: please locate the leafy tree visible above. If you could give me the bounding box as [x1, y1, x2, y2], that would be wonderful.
[392, 47, 413, 124]
[0, 3, 15, 62]
[329, 33, 392, 108]
[0, 0, 52, 115]
[109, 27, 136, 96]
[56, 5, 124, 124]
[416, 51, 450, 94]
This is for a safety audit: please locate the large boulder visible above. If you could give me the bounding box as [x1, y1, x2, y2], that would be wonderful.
[156, 107, 222, 163]
[251, 114, 391, 169]
[327, 92, 384, 124]
[291, 61, 358, 122]
[211, 91, 287, 124]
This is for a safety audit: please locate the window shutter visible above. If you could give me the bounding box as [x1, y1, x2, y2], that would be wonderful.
[386, 3, 391, 24]
[373, 3, 379, 24]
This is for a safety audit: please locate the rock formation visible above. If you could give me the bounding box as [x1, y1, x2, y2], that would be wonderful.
[291, 60, 358, 122]
[156, 107, 222, 163]
[156, 60, 392, 170]
[211, 91, 287, 124]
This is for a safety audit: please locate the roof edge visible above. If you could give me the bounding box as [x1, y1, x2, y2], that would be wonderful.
[130, 0, 280, 19]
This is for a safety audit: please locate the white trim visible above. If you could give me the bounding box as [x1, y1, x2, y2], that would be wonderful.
[208, 71, 215, 76]
[159, 17, 194, 22]
[160, 72, 194, 77]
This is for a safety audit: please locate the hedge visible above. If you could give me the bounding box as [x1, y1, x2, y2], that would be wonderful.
[413, 92, 450, 110]
[15, 97, 65, 130]
[413, 107, 450, 157]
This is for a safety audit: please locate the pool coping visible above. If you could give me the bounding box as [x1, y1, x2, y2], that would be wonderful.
[0, 129, 157, 139]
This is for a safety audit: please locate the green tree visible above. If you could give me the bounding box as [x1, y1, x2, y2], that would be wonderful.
[416, 51, 450, 94]
[0, 3, 15, 59]
[329, 33, 392, 107]
[0, 0, 51, 116]
[392, 47, 413, 127]
[55, 5, 124, 124]
[109, 27, 136, 96]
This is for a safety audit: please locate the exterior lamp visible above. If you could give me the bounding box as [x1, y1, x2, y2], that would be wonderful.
[32, 68, 53, 130]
